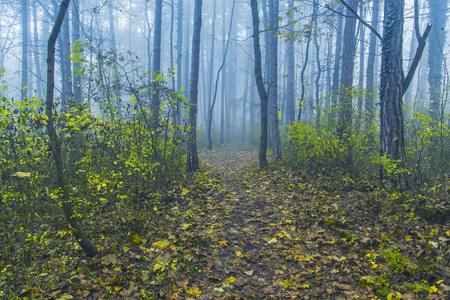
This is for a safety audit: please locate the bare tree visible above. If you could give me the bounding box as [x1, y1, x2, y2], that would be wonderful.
[251, 0, 268, 169]
[186, 0, 202, 173]
[45, 0, 97, 257]
[21, 0, 28, 100]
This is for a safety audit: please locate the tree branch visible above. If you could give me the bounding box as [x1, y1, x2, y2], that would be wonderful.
[340, 0, 382, 40]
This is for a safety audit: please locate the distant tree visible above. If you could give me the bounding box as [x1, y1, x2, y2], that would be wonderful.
[250, 0, 268, 169]
[186, 0, 202, 172]
[428, 0, 448, 120]
[365, 0, 380, 137]
[151, 0, 162, 126]
[176, 0, 183, 125]
[286, 0, 296, 124]
[72, 0, 82, 103]
[330, 3, 344, 124]
[21, 0, 28, 100]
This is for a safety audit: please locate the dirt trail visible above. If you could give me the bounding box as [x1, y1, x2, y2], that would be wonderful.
[188, 145, 308, 299]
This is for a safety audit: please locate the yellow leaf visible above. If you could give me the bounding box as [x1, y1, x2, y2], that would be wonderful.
[244, 270, 253, 276]
[437, 280, 444, 285]
[181, 188, 189, 195]
[405, 235, 412, 242]
[186, 288, 202, 297]
[446, 230, 450, 236]
[181, 223, 191, 230]
[131, 234, 141, 245]
[267, 237, 277, 244]
[224, 276, 237, 284]
[236, 251, 242, 257]
[429, 285, 438, 293]
[217, 240, 229, 247]
[153, 239, 170, 249]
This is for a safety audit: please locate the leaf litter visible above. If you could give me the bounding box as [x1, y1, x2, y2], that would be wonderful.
[3, 145, 450, 299]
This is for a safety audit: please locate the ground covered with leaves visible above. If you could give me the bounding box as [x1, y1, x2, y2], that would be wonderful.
[2, 145, 450, 299]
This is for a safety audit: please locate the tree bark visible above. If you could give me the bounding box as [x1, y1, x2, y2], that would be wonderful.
[72, 0, 82, 103]
[251, 0, 268, 169]
[186, 0, 202, 173]
[379, 0, 408, 189]
[330, 3, 344, 125]
[45, 0, 97, 257]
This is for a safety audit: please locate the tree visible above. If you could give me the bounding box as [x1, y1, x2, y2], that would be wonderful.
[365, 0, 380, 137]
[152, 0, 163, 126]
[251, 0, 268, 169]
[45, 0, 97, 257]
[186, 0, 202, 173]
[337, 0, 358, 139]
[21, 0, 28, 100]
[267, 0, 281, 160]
[286, 0, 296, 124]
[330, 3, 344, 124]
[379, 0, 408, 188]
[72, 0, 82, 103]
[428, 0, 448, 120]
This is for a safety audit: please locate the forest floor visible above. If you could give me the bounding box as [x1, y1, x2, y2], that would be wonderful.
[5, 145, 450, 299]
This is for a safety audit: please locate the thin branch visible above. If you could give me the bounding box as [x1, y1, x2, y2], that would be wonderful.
[340, 0, 382, 40]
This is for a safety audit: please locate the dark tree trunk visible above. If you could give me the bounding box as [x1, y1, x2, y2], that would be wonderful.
[251, 0, 268, 169]
[176, 0, 183, 125]
[186, 0, 202, 173]
[337, 0, 358, 139]
[356, 4, 366, 131]
[379, 0, 408, 189]
[45, 0, 97, 257]
[21, 0, 28, 100]
[61, 7, 72, 108]
[298, 15, 312, 122]
[267, 0, 281, 160]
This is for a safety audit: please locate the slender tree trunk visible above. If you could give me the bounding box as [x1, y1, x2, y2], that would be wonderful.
[152, 0, 163, 126]
[337, 0, 358, 139]
[365, 0, 380, 139]
[330, 3, 344, 124]
[356, 4, 366, 131]
[313, 0, 321, 125]
[33, 0, 44, 100]
[21, 0, 29, 100]
[251, 0, 268, 169]
[286, 0, 295, 124]
[176, 0, 183, 125]
[72, 0, 82, 103]
[298, 17, 312, 122]
[183, 0, 191, 100]
[267, 0, 281, 160]
[206, 0, 235, 150]
[380, 0, 408, 189]
[186, 0, 202, 173]
[45, 0, 97, 257]
[428, 0, 448, 120]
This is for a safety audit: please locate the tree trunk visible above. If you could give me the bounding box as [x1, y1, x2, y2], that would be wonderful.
[365, 0, 380, 140]
[286, 0, 296, 124]
[186, 0, 202, 173]
[337, 0, 358, 139]
[33, 0, 45, 100]
[380, 0, 408, 189]
[267, 0, 281, 160]
[176, 0, 183, 125]
[298, 12, 313, 122]
[330, 3, 344, 124]
[251, 0, 268, 169]
[61, 7, 72, 109]
[21, 0, 28, 100]
[428, 0, 448, 120]
[72, 0, 82, 103]
[206, 0, 235, 150]
[152, 0, 163, 126]
[356, 4, 366, 131]
[313, 0, 321, 125]
[45, 0, 97, 257]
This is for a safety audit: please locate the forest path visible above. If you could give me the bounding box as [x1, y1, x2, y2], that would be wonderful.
[186, 144, 315, 299]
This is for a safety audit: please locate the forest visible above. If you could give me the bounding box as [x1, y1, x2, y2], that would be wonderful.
[1, 0, 450, 298]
